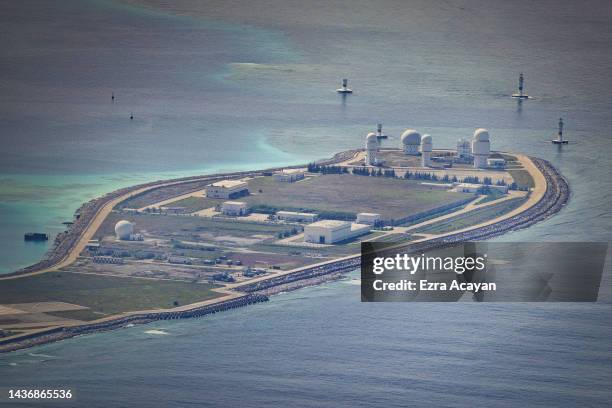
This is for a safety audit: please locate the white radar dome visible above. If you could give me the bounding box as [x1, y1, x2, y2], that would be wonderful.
[115, 220, 134, 240]
[366, 132, 379, 148]
[401, 129, 421, 145]
[421, 134, 433, 152]
[473, 128, 490, 142]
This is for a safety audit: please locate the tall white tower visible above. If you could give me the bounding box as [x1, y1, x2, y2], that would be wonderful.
[421, 135, 433, 167]
[472, 128, 491, 168]
[365, 132, 380, 165]
[401, 129, 421, 155]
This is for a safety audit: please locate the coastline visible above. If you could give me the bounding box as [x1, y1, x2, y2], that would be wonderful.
[0, 152, 568, 353]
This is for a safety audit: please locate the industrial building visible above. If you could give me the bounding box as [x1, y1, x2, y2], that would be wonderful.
[472, 129, 491, 168]
[304, 220, 370, 244]
[401, 129, 421, 155]
[356, 212, 381, 225]
[421, 135, 433, 167]
[274, 169, 305, 182]
[206, 180, 249, 199]
[365, 132, 381, 165]
[221, 201, 248, 216]
[456, 138, 472, 159]
[487, 158, 506, 169]
[276, 211, 318, 223]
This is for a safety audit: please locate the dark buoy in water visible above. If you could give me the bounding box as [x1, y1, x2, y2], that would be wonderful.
[511, 73, 529, 99]
[552, 117, 569, 144]
[336, 78, 353, 94]
[111, 92, 115, 102]
[375, 123, 387, 140]
[130, 113, 134, 120]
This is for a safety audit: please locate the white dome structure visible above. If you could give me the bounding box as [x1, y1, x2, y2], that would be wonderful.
[420, 134, 433, 167]
[365, 132, 380, 165]
[400, 129, 421, 155]
[472, 128, 491, 168]
[115, 220, 134, 240]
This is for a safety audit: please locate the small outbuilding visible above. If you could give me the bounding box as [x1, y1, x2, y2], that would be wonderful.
[276, 211, 318, 223]
[356, 212, 381, 225]
[487, 158, 506, 169]
[221, 201, 248, 216]
[274, 169, 306, 182]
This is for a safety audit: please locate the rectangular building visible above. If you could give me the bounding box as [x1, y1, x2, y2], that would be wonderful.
[206, 180, 249, 199]
[356, 212, 381, 225]
[221, 201, 248, 216]
[276, 211, 318, 223]
[274, 169, 306, 182]
[487, 158, 506, 169]
[304, 220, 371, 244]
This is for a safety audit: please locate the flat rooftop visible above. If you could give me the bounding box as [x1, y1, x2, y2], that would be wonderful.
[209, 180, 248, 189]
[276, 168, 306, 174]
[307, 220, 350, 230]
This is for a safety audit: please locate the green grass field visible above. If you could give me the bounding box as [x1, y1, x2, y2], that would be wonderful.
[414, 198, 527, 234]
[0, 272, 222, 321]
[508, 169, 535, 189]
[174, 174, 470, 220]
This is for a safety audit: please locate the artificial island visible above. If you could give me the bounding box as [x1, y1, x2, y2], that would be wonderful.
[0, 127, 569, 352]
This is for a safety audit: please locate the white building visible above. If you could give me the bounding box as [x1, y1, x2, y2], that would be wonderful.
[456, 138, 472, 159]
[421, 134, 433, 167]
[304, 220, 370, 244]
[487, 158, 506, 169]
[472, 129, 491, 168]
[276, 211, 318, 223]
[274, 169, 305, 182]
[401, 129, 421, 155]
[221, 201, 248, 216]
[453, 183, 508, 194]
[356, 212, 381, 225]
[206, 180, 249, 199]
[365, 132, 381, 165]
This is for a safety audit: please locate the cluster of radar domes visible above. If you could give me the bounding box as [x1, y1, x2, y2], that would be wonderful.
[365, 128, 490, 168]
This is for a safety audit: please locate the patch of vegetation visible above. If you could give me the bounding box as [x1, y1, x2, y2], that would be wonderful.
[0, 272, 222, 317]
[414, 198, 527, 235]
[508, 169, 535, 189]
[168, 196, 209, 212]
[477, 189, 506, 204]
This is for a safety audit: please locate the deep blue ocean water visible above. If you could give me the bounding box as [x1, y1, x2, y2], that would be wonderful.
[1, 0, 611, 406]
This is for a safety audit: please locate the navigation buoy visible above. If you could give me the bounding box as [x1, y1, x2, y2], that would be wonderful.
[111, 92, 115, 102]
[336, 78, 353, 94]
[551, 117, 568, 144]
[511, 73, 529, 99]
[130, 113, 134, 120]
[375, 123, 387, 140]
